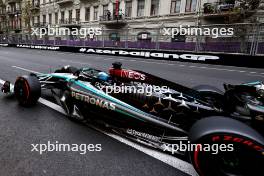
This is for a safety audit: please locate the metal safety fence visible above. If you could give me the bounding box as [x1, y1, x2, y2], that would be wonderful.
[0, 23, 263, 56]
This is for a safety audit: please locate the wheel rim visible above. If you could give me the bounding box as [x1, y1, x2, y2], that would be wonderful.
[217, 151, 243, 176]
[194, 142, 264, 176]
[15, 78, 30, 104]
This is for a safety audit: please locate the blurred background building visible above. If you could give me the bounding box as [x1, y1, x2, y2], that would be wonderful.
[0, 0, 263, 55]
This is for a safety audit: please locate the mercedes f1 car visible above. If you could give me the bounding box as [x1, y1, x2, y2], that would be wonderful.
[1, 62, 264, 176]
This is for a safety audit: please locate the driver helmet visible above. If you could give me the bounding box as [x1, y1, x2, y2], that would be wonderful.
[256, 83, 264, 98]
[98, 72, 110, 81]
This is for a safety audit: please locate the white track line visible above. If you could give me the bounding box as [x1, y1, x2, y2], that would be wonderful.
[247, 74, 264, 78]
[38, 98, 67, 115]
[12, 66, 42, 74]
[0, 67, 197, 176]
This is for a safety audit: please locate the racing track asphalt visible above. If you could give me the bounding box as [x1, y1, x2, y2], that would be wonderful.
[0, 47, 263, 176]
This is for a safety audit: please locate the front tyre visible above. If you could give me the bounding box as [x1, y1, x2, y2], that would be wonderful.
[14, 75, 41, 106]
[189, 116, 264, 176]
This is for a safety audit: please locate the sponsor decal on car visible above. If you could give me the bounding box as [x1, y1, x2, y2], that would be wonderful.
[127, 128, 161, 142]
[121, 70, 146, 81]
[71, 91, 116, 111]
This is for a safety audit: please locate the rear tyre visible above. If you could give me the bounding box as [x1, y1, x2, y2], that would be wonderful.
[189, 116, 264, 176]
[14, 75, 41, 106]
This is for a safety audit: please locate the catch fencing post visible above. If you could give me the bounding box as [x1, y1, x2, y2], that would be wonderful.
[254, 23, 261, 55]
[102, 27, 105, 48]
[155, 27, 160, 50]
[125, 26, 129, 49]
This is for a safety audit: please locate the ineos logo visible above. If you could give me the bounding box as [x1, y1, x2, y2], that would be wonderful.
[121, 70, 146, 81]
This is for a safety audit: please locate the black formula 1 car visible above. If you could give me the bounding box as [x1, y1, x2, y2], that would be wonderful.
[1, 62, 264, 176]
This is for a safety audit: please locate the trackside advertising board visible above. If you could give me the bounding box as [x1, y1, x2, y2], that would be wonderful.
[1, 44, 263, 68]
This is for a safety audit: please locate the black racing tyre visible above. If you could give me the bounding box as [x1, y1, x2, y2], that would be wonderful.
[14, 75, 41, 106]
[189, 116, 264, 176]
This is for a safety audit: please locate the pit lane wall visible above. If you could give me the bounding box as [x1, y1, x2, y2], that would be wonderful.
[1, 43, 263, 68]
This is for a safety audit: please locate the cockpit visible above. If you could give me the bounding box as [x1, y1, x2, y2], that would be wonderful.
[78, 68, 111, 84]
